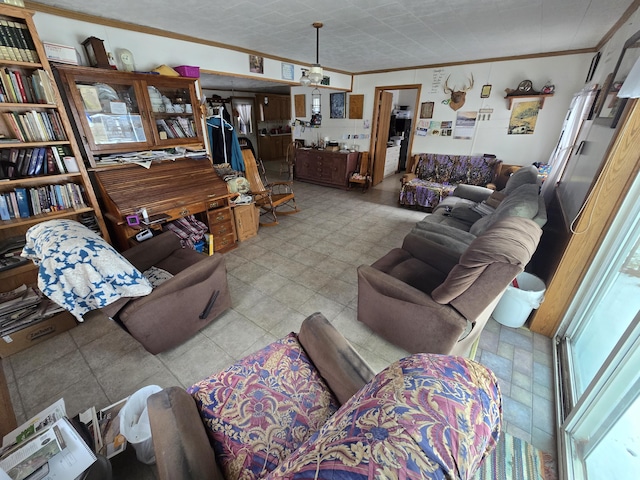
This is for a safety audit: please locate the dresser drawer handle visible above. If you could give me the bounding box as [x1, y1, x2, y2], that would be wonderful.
[180, 208, 190, 216]
[220, 239, 229, 246]
[216, 227, 227, 234]
[209, 201, 220, 209]
[215, 214, 225, 221]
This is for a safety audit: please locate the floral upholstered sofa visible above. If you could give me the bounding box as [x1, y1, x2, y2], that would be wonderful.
[148, 312, 502, 480]
[399, 153, 502, 210]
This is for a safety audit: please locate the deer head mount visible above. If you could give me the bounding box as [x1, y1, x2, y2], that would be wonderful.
[444, 74, 474, 111]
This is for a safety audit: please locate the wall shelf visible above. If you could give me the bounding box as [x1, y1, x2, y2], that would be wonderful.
[504, 93, 554, 109]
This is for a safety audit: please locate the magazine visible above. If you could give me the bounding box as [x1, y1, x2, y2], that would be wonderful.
[96, 397, 128, 459]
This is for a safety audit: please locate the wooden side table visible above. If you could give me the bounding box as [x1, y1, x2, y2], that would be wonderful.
[233, 203, 259, 241]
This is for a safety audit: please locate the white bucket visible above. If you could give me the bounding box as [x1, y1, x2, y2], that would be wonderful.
[492, 272, 546, 328]
[119, 385, 162, 464]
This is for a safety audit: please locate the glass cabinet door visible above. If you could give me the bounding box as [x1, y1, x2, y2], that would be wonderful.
[69, 76, 152, 152]
[143, 77, 203, 146]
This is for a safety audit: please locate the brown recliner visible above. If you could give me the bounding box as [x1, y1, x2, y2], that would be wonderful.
[103, 232, 231, 354]
[357, 216, 542, 356]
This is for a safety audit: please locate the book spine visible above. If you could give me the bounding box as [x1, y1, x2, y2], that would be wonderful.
[0, 193, 10, 220]
[14, 21, 37, 63]
[46, 147, 56, 174]
[0, 21, 17, 61]
[8, 190, 19, 218]
[14, 187, 31, 217]
[1, 68, 19, 102]
[0, 20, 23, 62]
[11, 70, 28, 103]
[6, 21, 28, 62]
[50, 146, 66, 173]
[2, 112, 24, 141]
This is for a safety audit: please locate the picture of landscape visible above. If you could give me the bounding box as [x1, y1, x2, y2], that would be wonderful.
[508, 100, 541, 135]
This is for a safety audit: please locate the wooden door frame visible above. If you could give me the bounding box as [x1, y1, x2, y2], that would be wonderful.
[368, 84, 422, 184]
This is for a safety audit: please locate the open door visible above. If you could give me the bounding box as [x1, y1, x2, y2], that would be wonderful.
[370, 90, 393, 186]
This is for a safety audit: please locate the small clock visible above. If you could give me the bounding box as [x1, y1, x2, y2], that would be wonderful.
[82, 36, 111, 69]
[117, 48, 136, 72]
[517, 80, 533, 93]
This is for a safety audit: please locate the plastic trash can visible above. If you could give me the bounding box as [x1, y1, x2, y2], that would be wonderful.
[119, 385, 162, 464]
[492, 272, 546, 328]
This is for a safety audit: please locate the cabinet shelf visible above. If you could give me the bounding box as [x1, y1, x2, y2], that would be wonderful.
[0, 140, 71, 149]
[504, 93, 554, 109]
[0, 172, 82, 187]
[0, 206, 94, 230]
[0, 59, 43, 69]
[0, 103, 57, 110]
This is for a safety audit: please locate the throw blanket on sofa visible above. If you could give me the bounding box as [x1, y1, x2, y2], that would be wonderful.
[400, 154, 502, 210]
[21, 219, 152, 320]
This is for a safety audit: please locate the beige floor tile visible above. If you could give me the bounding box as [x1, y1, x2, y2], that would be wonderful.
[10, 331, 78, 379]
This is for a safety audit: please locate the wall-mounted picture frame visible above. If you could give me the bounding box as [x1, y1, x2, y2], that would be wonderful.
[281, 62, 294, 81]
[586, 52, 601, 83]
[419, 101, 434, 119]
[481, 84, 492, 98]
[330, 92, 346, 118]
[249, 55, 263, 74]
[349, 94, 364, 119]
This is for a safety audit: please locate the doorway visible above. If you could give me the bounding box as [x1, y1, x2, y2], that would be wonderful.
[368, 84, 421, 186]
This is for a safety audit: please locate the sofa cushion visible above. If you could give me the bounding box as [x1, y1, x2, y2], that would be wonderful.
[501, 164, 539, 195]
[188, 334, 339, 480]
[265, 354, 502, 479]
[470, 183, 540, 236]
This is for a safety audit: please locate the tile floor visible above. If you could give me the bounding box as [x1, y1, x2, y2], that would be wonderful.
[2, 162, 556, 477]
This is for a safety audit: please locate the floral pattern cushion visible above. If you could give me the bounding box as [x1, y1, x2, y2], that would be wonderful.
[401, 154, 501, 210]
[21, 219, 152, 320]
[265, 354, 502, 480]
[188, 334, 340, 480]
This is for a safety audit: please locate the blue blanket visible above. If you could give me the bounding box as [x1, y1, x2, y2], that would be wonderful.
[21, 219, 152, 320]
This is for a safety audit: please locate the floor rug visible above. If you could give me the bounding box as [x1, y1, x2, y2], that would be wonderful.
[474, 432, 557, 480]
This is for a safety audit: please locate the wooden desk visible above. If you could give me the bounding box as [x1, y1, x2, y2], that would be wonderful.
[93, 159, 236, 251]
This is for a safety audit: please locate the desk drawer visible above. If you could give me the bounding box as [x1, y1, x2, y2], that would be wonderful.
[212, 232, 235, 251]
[208, 207, 233, 225]
[164, 202, 205, 220]
[209, 220, 234, 237]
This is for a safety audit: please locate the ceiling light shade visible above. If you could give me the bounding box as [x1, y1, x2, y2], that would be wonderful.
[300, 70, 311, 86]
[308, 64, 323, 84]
[300, 22, 323, 86]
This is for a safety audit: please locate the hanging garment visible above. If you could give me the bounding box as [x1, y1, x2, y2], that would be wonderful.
[206, 117, 245, 172]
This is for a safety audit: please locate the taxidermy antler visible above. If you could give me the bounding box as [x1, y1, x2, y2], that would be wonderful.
[444, 74, 474, 111]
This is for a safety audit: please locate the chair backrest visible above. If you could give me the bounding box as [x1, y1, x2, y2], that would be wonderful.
[241, 148, 267, 193]
[431, 216, 542, 321]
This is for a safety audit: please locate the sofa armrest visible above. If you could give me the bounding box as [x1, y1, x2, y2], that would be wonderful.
[148, 387, 224, 480]
[451, 184, 494, 203]
[298, 312, 375, 405]
[122, 232, 182, 272]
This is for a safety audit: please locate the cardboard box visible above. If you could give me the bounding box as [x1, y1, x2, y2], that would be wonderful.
[42, 42, 79, 65]
[0, 312, 76, 358]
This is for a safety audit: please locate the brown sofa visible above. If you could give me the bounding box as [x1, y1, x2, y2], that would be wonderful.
[103, 232, 231, 354]
[357, 216, 542, 356]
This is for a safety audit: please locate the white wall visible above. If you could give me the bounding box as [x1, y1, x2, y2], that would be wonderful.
[352, 55, 592, 166]
[32, 12, 352, 90]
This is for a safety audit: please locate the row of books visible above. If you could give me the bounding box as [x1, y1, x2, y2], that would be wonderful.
[156, 117, 196, 139]
[0, 182, 87, 220]
[0, 145, 78, 179]
[0, 16, 38, 63]
[0, 67, 55, 104]
[2, 109, 67, 142]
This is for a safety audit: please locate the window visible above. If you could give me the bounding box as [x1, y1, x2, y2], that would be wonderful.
[233, 100, 252, 135]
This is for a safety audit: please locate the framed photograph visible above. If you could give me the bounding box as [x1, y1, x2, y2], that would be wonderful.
[249, 55, 263, 74]
[281, 62, 294, 81]
[586, 52, 601, 83]
[330, 92, 345, 118]
[481, 84, 492, 98]
[419, 101, 434, 119]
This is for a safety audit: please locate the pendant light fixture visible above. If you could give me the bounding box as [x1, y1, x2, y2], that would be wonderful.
[300, 22, 324, 85]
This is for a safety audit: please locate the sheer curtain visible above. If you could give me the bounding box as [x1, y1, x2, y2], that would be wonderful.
[541, 86, 597, 204]
[236, 104, 252, 135]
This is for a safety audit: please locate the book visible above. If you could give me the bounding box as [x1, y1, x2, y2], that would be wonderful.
[7, 21, 28, 62]
[0, 20, 23, 62]
[13, 187, 30, 218]
[0, 194, 9, 220]
[50, 146, 66, 174]
[0, 21, 17, 62]
[14, 21, 37, 63]
[63, 156, 79, 173]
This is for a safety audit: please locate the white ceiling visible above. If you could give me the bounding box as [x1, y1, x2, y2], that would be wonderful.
[30, 0, 636, 91]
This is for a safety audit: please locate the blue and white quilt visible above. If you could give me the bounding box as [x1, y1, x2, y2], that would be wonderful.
[21, 219, 152, 321]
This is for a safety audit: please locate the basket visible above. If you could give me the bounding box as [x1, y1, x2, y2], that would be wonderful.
[174, 65, 200, 78]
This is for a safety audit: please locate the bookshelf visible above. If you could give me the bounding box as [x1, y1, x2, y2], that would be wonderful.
[0, 5, 108, 295]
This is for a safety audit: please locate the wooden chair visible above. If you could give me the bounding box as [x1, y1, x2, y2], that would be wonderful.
[241, 148, 299, 226]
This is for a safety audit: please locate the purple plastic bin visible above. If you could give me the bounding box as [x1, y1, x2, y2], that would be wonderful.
[174, 65, 200, 78]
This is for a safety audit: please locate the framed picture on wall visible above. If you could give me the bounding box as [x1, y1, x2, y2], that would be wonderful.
[420, 101, 434, 118]
[330, 92, 345, 118]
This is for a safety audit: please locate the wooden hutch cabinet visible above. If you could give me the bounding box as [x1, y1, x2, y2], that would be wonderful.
[54, 64, 237, 252]
[54, 64, 204, 167]
[0, 5, 109, 293]
[295, 149, 359, 189]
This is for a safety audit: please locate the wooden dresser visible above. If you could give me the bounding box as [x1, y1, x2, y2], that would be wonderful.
[92, 159, 236, 251]
[295, 149, 359, 189]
